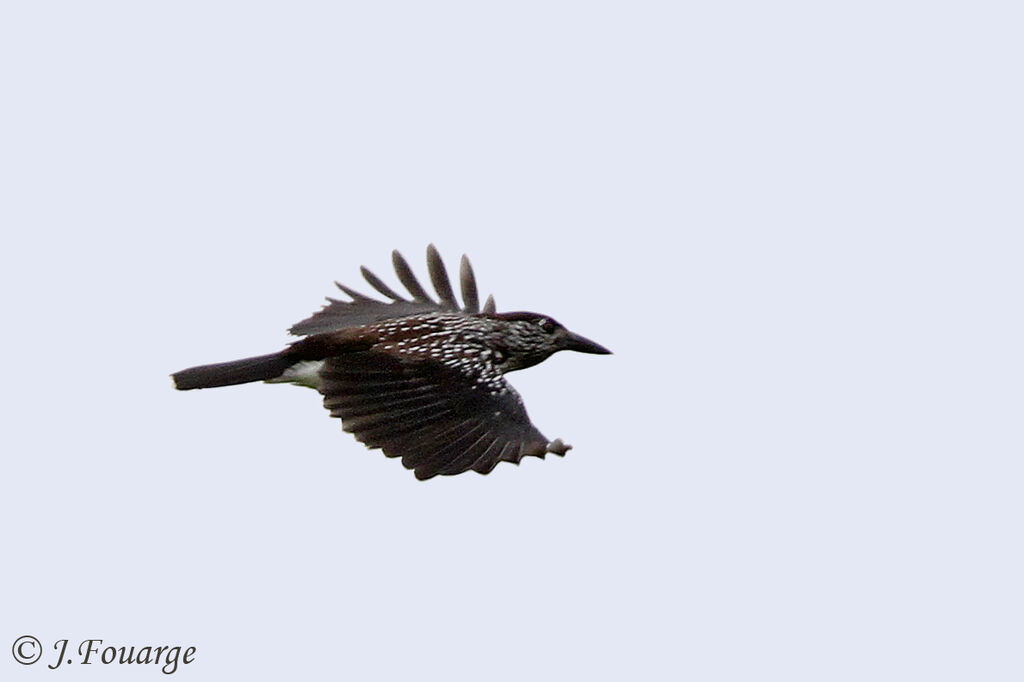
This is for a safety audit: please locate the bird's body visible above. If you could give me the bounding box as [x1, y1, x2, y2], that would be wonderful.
[172, 246, 610, 479]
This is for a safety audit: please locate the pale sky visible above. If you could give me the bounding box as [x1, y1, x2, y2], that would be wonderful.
[2, 2, 1022, 680]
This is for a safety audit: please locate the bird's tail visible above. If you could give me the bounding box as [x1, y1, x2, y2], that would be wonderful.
[172, 352, 294, 390]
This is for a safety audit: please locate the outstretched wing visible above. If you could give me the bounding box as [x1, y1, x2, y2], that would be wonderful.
[289, 244, 498, 336]
[319, 351, 570, 479]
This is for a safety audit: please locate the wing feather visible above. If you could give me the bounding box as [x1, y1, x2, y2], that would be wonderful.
[392, 249, 433, 303]
[412, 423, 491, 479]
[360, 266, 407, 301]
[459, 255, 479, 313]
[426, 244, 459, 309]
[333, 282, 373, 301]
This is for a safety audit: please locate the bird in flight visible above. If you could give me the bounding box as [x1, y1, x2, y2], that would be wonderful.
[172, 245, 611, 479]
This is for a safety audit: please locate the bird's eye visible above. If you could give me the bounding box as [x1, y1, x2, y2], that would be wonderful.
[539, 318, 556, 334]
[493, 349, 507, 363]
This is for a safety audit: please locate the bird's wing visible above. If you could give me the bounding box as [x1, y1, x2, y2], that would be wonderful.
[319, 351, 570, 479]
[289, 244, 498, 336]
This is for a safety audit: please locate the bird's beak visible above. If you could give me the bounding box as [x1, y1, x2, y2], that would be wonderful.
[563, 331, 612, 355]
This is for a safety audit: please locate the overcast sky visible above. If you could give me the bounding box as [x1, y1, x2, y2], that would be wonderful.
[2, 2, 1021, 680]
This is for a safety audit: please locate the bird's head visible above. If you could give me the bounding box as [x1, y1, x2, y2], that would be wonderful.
[490, 312, 611, 372]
